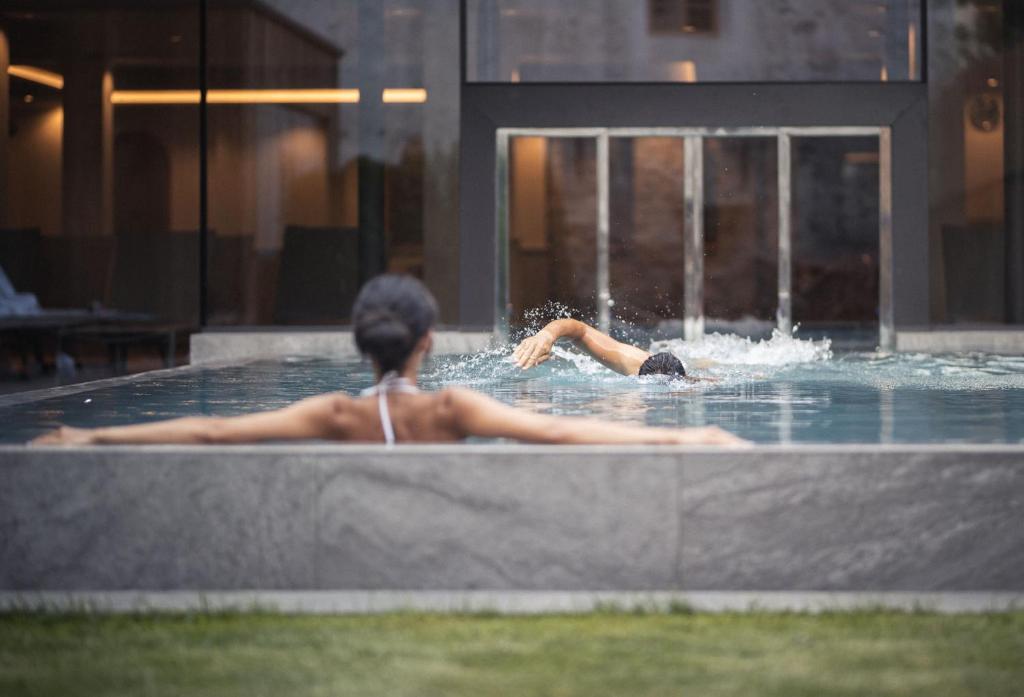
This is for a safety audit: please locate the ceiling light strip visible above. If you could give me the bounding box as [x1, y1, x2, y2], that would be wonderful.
[8, 65, 65, 89]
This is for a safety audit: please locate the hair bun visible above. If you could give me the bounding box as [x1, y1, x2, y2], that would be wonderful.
[352, 274, 438, 373]
[357, 309, 413, 357]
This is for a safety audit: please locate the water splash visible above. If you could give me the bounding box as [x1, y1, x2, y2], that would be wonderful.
[650, 329, 833, 367]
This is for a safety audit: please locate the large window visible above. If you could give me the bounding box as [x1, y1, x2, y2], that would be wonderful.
[468, 0, 922, 83]
[0, 1, 460, 388]
[0, 1, 460, 333]
[1, 2, 201, 385]
[203, 0, 460, 326]
[928, 0, 1024, 324]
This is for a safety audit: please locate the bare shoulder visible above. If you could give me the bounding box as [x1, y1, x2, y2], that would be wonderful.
[434, 387, 502, 421]
[435, 387, 480, 411]
[293, 392, 358, 435]
[292, 391, 354, 413]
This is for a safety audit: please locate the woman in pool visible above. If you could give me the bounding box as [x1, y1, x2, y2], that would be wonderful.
[514, 318, 694, 377]
[33, 275, 745, 446]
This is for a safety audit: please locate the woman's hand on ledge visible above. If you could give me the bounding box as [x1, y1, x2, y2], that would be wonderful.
[669, 426, 752, 447]
[31, 425, 96, 446]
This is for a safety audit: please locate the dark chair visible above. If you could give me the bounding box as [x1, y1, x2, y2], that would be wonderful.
[0, 228, 42, 296]
[273, 226, 360, 324]
[208, 234, 250, 324]
[38, 235, 115, 309]
[111, 230, 198, 324]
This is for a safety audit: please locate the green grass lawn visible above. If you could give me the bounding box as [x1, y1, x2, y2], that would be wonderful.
[1, 610, 1022, 697]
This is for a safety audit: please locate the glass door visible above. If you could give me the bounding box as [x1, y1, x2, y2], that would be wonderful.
[498, 127, 892, 348]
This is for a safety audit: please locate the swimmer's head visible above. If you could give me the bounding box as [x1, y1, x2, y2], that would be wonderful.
[353, 274, 438, 373]
[638, 352, 687, 378]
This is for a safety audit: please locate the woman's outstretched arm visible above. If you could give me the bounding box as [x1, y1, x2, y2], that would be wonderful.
[30, 394, 352, 446]
[445, 388, 748, 446]
[513, 318, 650, 376]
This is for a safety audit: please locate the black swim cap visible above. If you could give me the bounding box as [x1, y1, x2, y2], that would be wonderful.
[638, 352, 687, 377]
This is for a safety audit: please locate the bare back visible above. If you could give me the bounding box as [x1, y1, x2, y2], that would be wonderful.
[339, 390, 464, 443]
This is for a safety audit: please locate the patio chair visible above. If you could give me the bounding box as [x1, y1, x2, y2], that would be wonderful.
[273, 226, 360, 324]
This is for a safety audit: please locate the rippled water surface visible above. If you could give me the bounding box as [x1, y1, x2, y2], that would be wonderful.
[4, 332, 1024, 444]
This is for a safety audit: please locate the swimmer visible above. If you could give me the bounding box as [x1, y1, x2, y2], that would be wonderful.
[514, 318, 712, 378]
[33, 275, 746, 447]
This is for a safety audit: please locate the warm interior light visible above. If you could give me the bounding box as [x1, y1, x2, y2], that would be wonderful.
[670, 61, 697, 83]
[110, 88, 425, 106]
[382, 88, 428, 103]
[111, 90, 201, 104]
[110, 88, 361, 105]
[908, 24, 917, 80]
[8, 65, 64, 89]
[209, 89, 360, 104]
[987, 77, 999, 88]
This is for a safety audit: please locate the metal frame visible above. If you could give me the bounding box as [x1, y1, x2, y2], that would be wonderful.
[496, 126, 893, 347]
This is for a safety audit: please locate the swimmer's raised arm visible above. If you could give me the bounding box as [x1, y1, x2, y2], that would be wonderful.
[31, 394, 353, 446]
[513, 318, 650, 376]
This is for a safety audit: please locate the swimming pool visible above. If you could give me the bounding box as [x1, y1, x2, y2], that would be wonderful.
[4, 332, 1024, 444]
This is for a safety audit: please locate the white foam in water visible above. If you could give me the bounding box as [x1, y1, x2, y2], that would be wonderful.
[650, 329, 832, 367]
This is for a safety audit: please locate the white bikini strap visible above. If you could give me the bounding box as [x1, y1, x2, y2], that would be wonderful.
[378, 390, 396, 446]
[361, 371, 420, 446]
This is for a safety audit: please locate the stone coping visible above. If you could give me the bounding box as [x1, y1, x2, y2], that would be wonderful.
[190, 330, 495, 365]
[2, 591, 1020, 615]
[896, 329, 1024, 354]
[6, 443, 1024, 455]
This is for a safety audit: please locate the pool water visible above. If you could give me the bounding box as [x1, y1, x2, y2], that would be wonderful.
[4, 332, 1024, 445]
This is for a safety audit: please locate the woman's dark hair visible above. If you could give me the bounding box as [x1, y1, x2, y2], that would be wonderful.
[638, 352, 687, 378]
[353, 274, 438, 373]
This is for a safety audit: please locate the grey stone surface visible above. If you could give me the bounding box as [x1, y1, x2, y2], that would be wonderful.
[678, 452, 1024, 591]
[1, 445, 1022, 592]
[190, 331, 495, 365]
[897, 329, 1024, 354]
[0, 449, 317, 590]
[314, 454, 678, 590]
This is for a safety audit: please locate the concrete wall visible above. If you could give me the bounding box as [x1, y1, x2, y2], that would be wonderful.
[190, 330, 494, 364]
[2, 445, 1022, 593]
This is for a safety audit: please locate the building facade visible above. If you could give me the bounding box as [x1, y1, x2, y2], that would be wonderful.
[0, 1, 1021, 353]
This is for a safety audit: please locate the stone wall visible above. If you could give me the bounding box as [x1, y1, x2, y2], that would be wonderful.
[2, 445, 1021, 593]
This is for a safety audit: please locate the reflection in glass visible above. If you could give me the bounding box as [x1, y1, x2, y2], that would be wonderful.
[1, 3, 200, 379]
[508, 137, 597, 326]
[468, 0, 921, 83]
[608, 137, 686, 329]
[791, 136, 880, 341]
[703, 137, 778, 336]
[205, 0, 461, 325]
[928, 0, 1022, 324]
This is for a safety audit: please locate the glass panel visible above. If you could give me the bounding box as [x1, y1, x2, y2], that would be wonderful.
[508, 136, 597, 327]
[928, 0, 1022, 324]
[791, 136, 880, 344]
[468, 0, 921, 83]
[1, 2, 199, 387]
[205, 0, 460, 325]
[607, 137, 686, 334]
[703, 137, 778, 337]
